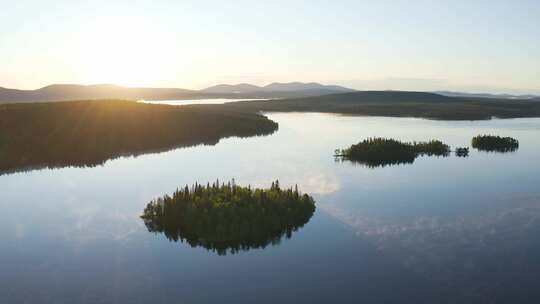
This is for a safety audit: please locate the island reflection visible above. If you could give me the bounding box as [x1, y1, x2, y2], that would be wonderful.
[141, 180, 316, 255]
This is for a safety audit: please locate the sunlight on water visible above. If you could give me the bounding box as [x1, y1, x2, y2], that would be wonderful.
[139, 98, 267, 106]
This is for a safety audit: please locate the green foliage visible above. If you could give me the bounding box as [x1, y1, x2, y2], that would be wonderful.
[472, 135, 519, 152]
[336, 137, 450, 168]
[455, 147, 470, 157]
[141, 180, 315, 255]
[412, 140, 451, 156]
[0, 100, 278, 174]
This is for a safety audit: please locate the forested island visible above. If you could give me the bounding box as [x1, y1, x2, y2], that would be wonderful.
[335, 138, 450, 167]
[141, 180, 316, 255]
[472, 135, 519, 152]
[0, 100, 278, 174]
[455, 147, 470, 157]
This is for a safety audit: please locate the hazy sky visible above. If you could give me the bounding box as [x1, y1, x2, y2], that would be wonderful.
[1, 0, 539, 93]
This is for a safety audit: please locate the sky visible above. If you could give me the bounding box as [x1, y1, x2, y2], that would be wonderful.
[1, 0, 539, 94]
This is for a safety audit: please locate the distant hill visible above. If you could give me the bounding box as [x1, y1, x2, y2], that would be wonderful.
[0, 84, 203, 103]
[201, 82, 355, 95]
[435, 91, 539, 100]
[202, 83, 263, 94]
[245, 90, 458, 104]
[263, 82, 353, 93]
[0, 82, 356, 103]
[221, 90, 540, 120]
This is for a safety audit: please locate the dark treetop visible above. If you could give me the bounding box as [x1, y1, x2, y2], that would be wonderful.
[455, 147, 470, 157]
[336, 137, 450, 168]
[0, 100, 278, 174]
[141, 180, 316, 255]
[472, 135, 519, 152]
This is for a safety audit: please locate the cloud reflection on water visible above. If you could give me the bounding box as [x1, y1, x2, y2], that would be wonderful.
[322, 193, 540, 297]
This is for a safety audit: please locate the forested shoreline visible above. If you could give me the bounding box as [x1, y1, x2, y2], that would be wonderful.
[221, 91, 540, 120]
[0, 100, 278, 174]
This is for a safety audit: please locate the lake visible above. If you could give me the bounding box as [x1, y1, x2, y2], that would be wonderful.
[140, 98, 266, 106]
[1, 113, 540, 303]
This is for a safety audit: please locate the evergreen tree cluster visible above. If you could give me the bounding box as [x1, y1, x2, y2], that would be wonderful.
[141, 180, 315, 255]
[455, 147, 470, 157]
[335, 137, 450, 168]
[472, 135, 519, 152]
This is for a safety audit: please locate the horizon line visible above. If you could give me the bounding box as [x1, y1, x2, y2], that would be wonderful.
[1, 82, 539, 97]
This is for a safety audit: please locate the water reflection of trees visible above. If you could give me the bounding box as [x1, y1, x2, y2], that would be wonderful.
[141, 180, 315, 255]
[0, 100, 278, 175]
[334, 154, 416, 168]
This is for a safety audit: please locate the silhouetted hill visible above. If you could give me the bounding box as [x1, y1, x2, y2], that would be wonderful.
[201, 82, 355, 95]
[263, 82, 353, 92]
[230, 91, 457, 107]
[435, 91, 539, 99]
[202, 83, 263, 94]
[0, 84, 203, 103]
[0, 82, 356, 103]
[221, 90, 540, 120]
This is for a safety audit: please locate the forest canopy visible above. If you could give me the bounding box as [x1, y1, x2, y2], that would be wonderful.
[221, 91, 540, 120]
[0, 100, 278, 174]
[472, 135, 519, 152]
[335, 137, 451, 168]
[141, 180, 316, 255]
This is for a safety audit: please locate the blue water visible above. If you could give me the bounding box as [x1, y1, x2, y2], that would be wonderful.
[1, 113, 539, 303]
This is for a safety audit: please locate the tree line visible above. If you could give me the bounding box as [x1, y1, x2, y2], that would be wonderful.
[0, 100, 278, 174]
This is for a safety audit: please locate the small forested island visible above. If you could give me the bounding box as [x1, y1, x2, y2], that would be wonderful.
[455, 147, 470, 157]
[472, 135, 519, 152]
[0, 100, 278, 174]
[335, 137, 450, 167]
[141, 180, 316, 255]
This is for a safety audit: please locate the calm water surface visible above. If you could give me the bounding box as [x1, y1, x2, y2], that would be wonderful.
[140, 98, 266, 106]
[1, 113, 540, 303]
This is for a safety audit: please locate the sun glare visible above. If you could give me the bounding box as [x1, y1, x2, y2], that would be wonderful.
[73, 16, 176, 87]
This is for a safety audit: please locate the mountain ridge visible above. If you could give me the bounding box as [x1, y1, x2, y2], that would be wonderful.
[202, 81, 354, 94]
[0, 82, 356, 103]
[1, 83, 538, 104]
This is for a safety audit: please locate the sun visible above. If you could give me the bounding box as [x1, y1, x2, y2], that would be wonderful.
[73, 16, 176, 87]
